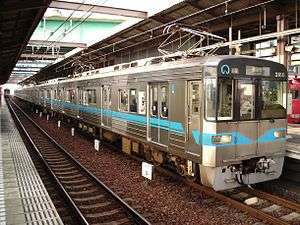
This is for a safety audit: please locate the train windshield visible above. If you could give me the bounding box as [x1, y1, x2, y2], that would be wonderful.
[261, 81, 286, 119]
[205, 78, 287, 121]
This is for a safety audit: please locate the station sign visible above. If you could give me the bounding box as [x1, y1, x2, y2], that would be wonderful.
[142, 162, 154, 180]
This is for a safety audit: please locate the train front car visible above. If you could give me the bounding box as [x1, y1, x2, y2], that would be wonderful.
[201, 57, 288, 191]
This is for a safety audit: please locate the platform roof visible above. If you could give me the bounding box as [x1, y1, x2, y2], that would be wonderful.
[22, 0, 297, 84]
[0, 0, 52, 84]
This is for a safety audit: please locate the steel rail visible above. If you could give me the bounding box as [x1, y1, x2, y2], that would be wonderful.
[155, 167, 291, 225]
[7, 98, 151, 225]
[84, 134, 296, 225]
[6, 98, 90, 225]
[240, 187, 300, 214]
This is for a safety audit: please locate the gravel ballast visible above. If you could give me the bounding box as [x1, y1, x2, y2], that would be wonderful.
[26, 107, 260, 225]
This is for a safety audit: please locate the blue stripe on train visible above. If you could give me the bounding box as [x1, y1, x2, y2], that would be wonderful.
[45, 98, 286, 147]
[47, 99, 184, 134]
[192, 129, 286, 147]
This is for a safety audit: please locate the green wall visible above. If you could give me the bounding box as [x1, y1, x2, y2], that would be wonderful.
[32, 19, 122, 43]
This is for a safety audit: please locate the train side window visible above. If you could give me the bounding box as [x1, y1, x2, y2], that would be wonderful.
[119, 89, 128, 111]
[83, 90, 88, 105]
[150, 86, 158, 116]
[191, 83, 200, 114]
[87, 89, 96, 104]
[129, 89, 138, 113]
[67, 90, 71, 102]
[58, 89, 62, 101]
[161, 86, 168, 118]
[103, 86, 111, 105]
[54, 90, 57, 100]
[67, 90, 75, 102]
[138, 91, 146, 115]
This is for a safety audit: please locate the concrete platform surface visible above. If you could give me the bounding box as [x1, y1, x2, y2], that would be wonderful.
[0, 97, 63, 225]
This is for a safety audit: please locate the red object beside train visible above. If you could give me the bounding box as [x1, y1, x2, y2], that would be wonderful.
[288, 70, 300, 123]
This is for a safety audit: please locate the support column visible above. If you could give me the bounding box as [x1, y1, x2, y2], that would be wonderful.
[276, 15, 290, 67]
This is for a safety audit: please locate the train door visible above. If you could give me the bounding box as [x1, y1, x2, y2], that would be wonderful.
[148, 83, 169, 146]
[236, 79, 258, 156]
[186, 80, 202, 155]
[101, 85, 112, 127]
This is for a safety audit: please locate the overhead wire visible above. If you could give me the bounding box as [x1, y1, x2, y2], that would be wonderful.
[41, 0, 109, 56]
[34, 0, 87, 54]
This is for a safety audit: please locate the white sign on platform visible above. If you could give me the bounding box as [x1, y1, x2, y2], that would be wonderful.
[58, 120, 61, 128]
[71, 128, 75, 136]
[46, 115, 49, 121]
[39, 112, 42, 117]
[94, 139, 100, 151]
[142, 162, 154, 180]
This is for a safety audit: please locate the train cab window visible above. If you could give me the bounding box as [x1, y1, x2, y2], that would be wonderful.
[238, 81, 255, 120]
[119, 89, 128, 111]
[291, 90, 299, 99]
[87, 89, 96, 104]
[205, 79, 217, 120]
[217, 79, 233, 120]
[261, 81, 286, 119]
[151, 86, 158, 116]
[161, 86, 168, 118]
[129, 89, 138, 113]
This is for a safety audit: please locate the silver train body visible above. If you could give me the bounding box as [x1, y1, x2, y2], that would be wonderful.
[15, 55, 288, 191]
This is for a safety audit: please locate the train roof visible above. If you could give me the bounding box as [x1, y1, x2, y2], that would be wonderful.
[23, 55, 286, 88]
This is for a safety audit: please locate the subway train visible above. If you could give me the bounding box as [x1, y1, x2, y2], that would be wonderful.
[15, 55, 288, 191]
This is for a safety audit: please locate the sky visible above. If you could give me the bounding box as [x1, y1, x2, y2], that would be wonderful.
[64, 0, 184, 16]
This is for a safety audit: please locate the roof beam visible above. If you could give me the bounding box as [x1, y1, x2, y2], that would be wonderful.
[50, 0, 147, 19]
[20, 53, 62, 60]
[28, 40, 87, 48]
[0, 1, 48, 13]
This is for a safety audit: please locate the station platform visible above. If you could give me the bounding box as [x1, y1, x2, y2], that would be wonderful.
[0, 96, 63, 225]
[287, 125, 300, 160]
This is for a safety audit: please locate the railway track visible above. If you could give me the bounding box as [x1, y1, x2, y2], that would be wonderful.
[7, 97, 150, 225]
[23, 143, 78, 225]
[156, 161, 300, 225]
[11, 97, 300, 225]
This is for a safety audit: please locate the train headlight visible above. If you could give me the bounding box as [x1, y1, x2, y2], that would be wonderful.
[212, 134, 232, 144]
[274, 130, 286, 139]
